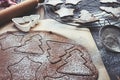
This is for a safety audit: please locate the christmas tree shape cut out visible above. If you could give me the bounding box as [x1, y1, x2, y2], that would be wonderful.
[8, 57, 42, 80]
[15, 35, 43, 54]
[47, 41, 74, 63]
[58, 49, 92, 75]
[36, 59, 66, 80]
[55, 7, 74, 17]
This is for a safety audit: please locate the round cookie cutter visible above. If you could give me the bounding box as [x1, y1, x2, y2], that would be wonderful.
[99, 25, 120, 53]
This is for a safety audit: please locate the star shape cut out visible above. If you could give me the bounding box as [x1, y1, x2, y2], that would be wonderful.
[55, 7, 74, 17]
[100, 6, 120, 18]
[0, 34, 23, 50]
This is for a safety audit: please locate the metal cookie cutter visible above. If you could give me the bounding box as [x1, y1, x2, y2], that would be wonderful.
[12, 14, 40, 32]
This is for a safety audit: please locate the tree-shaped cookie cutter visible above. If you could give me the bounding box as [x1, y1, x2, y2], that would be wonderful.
[12, 14, 40, 32]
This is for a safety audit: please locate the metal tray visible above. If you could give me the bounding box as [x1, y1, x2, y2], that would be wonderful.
[44, 0, 120, 28]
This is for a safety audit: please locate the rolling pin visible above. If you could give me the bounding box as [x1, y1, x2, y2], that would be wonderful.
[0, 0, 44, 25]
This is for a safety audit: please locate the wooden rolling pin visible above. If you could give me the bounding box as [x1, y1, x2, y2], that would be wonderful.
[0, 0, 44, 25]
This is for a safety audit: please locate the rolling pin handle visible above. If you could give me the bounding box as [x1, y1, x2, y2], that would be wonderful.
[0, 0, 44, 26]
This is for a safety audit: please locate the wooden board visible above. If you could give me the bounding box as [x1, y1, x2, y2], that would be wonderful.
[0, 19, 110, 80]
